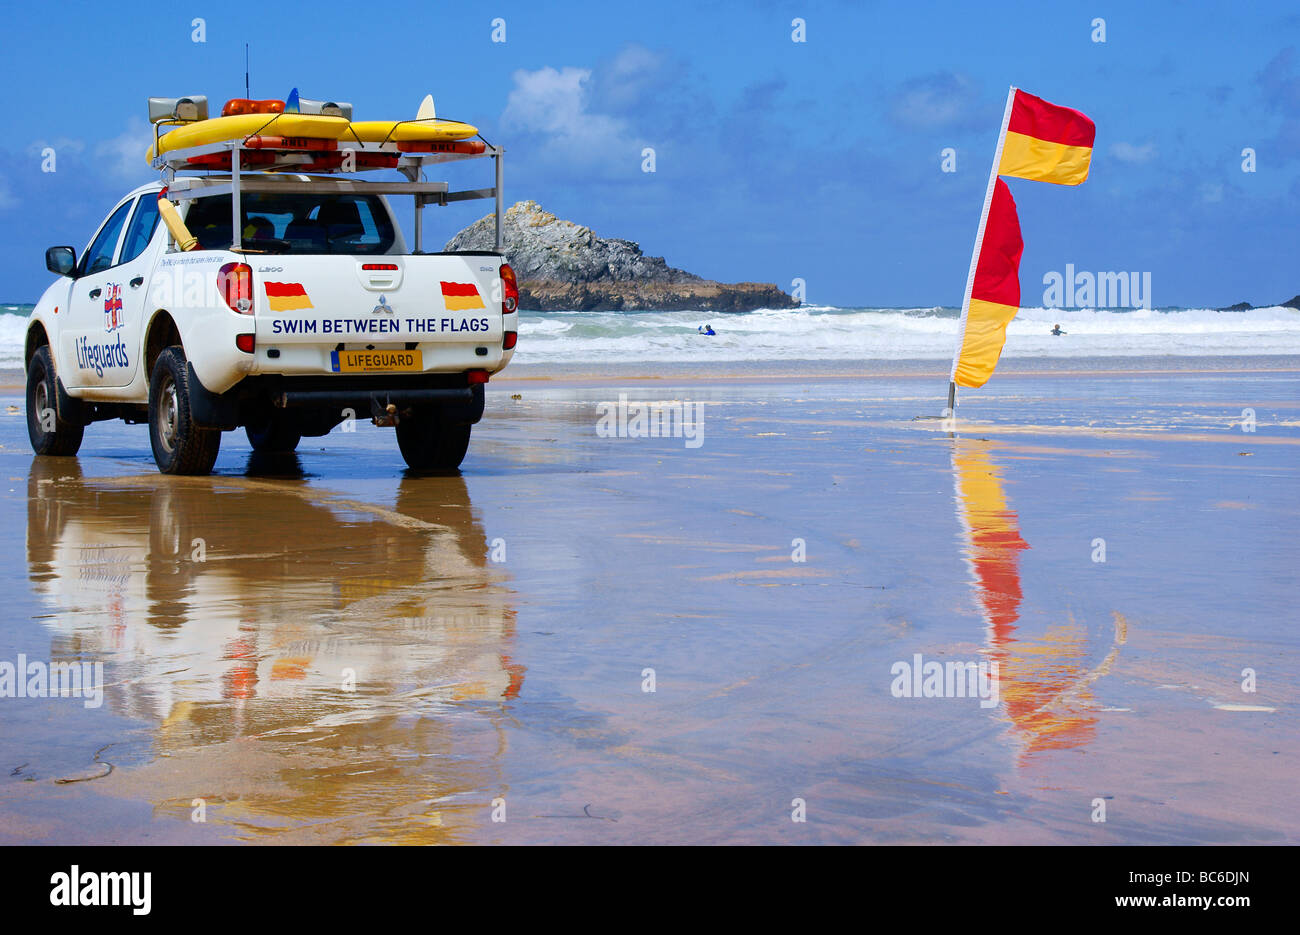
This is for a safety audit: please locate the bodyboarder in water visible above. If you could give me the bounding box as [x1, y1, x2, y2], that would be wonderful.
[697, 324, 716, 336]
[1051, 324, 1066, 336]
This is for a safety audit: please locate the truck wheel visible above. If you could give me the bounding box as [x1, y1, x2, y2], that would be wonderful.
[26, 345, 84, 456]
[149, 347, 221, 475]
[395, 408, 471, 471]
[245, 412, 302, 453]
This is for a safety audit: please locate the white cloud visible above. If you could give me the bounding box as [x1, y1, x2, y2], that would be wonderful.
[889, 72, 985, 131]
[593, 44, 666, 111]
[95, 116, 155, 184]
[1110, 141, 1158, 164]
[27, 137, 85, 158]
[502, 66, 643, 165]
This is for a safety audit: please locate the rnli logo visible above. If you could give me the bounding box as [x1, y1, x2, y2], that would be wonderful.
[103, 283, 124, 332]
[372, 294, 394, 315]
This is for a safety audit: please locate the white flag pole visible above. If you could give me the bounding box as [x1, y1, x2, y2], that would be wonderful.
[948, 85, 1017, 414]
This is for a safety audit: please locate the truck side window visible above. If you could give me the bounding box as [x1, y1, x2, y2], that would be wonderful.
[79, 200, 134, 276]
[120, 196, 162, 264]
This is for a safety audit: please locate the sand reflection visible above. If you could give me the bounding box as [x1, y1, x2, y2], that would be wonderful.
[951, 439, 1123, 763]
[25, 459, 519, 842]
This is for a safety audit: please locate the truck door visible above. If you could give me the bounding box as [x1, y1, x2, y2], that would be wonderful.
[61, 194, 160, 389]
[111, 194, 162, 387]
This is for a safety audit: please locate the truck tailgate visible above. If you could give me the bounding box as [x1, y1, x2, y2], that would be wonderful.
[252, 254, 502, 350]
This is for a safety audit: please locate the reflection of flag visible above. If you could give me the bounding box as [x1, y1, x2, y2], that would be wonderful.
[264, 281, 313, 312]
[952, 178, 1023, 388]
[441, 281, 485, 312]
[952, 439, 1103, 761]
[998, 90, 1095, 186]
[952, 440, 1029, 642]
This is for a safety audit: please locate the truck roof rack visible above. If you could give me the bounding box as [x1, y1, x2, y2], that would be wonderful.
[152, 128, 504, 253]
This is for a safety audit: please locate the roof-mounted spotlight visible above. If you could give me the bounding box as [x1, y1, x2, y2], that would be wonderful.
[296, 98, 353, 120]
[148, 96, 209, 124]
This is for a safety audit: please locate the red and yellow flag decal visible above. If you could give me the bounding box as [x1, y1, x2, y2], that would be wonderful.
[441, 281, 485, 312]
[264, 281, 313, 312]
[998, 89, 1095, 186]
[952, 178, 1023, 388]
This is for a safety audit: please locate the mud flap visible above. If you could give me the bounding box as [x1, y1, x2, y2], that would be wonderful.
[442, 383, 485, 425]
[186, 362, 240, 430]
[54, 377, 90, 426]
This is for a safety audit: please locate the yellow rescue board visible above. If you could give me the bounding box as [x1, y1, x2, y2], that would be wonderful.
[146, 113, 352, 161]
[348, 119, 478, 143]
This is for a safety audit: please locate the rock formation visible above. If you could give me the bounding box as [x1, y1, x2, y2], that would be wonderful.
[444, 201, 798, 312]
[1216, 296, 1299, 311]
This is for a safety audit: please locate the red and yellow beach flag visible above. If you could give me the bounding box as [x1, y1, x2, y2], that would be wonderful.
[998, 90, 1095, 186]
[952, 178, 1023, 388]
[949, 87, 1093, 395]
[441, 281, 485, 312]
[264, 281, 313, 312]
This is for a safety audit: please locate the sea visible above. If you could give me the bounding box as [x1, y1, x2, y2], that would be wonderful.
[3, 302, 1298, 369]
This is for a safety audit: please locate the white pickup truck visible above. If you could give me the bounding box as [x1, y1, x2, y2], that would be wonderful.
[25, 97, 517, 475]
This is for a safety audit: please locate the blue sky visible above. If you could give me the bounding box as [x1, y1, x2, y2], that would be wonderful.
[1, 0, 1297, 307]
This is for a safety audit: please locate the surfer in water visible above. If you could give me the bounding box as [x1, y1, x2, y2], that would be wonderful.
[697, 324, 716, 336]
[1051, 324, 1066, 336]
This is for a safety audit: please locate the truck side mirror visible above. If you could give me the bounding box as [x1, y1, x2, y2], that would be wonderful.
[46, 246, 76, 277]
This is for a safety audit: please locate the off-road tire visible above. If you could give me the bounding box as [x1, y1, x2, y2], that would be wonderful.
[26, 345, 84, 456]
[245, 411, 302, 454]
[149, 346, 221, 475]
[395, 408, 471, 471]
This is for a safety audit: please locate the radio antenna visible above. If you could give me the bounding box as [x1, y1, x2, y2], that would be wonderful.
[245, 43, 250, 98]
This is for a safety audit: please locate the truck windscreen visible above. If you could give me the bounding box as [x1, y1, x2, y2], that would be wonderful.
[185, 192, 397, 255]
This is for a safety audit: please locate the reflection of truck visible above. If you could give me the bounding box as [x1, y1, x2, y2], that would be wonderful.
[26, 459, 521, 733]
[26, 459, 522, 841]
[24, 94, 518, 474]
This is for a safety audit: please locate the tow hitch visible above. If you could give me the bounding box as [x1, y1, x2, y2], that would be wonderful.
[370, 396, 402, 427]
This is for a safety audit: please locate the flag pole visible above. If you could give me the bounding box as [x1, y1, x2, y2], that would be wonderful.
[948, 85, 1017, 413]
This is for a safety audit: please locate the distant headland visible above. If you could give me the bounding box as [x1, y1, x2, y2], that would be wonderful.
[1217, 296, 1300, 311]
[444, 200, 800, 313]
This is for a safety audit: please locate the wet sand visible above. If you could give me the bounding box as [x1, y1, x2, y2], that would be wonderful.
[0, 358, 1295, 844]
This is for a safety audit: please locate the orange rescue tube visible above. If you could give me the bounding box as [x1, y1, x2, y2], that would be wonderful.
[243, 135, 337, 151]
[395, 140, 486, 154]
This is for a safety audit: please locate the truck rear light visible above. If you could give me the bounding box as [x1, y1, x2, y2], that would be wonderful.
[362, 263, 399, 271]
[235, 333, 255, 353]
[467, 369, 490, 385]
[217, 262, 254, 314]
[500, 263, 519, 314]
[503, 331, 518, 350]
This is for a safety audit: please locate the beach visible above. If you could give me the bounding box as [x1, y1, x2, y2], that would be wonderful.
[0, 356, 1295, 845]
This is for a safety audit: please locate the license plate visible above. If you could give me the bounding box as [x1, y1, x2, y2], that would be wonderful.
[331, 349, 423, 373]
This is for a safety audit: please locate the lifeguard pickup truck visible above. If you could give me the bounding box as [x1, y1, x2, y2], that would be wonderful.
[25, 93, 518, 474]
